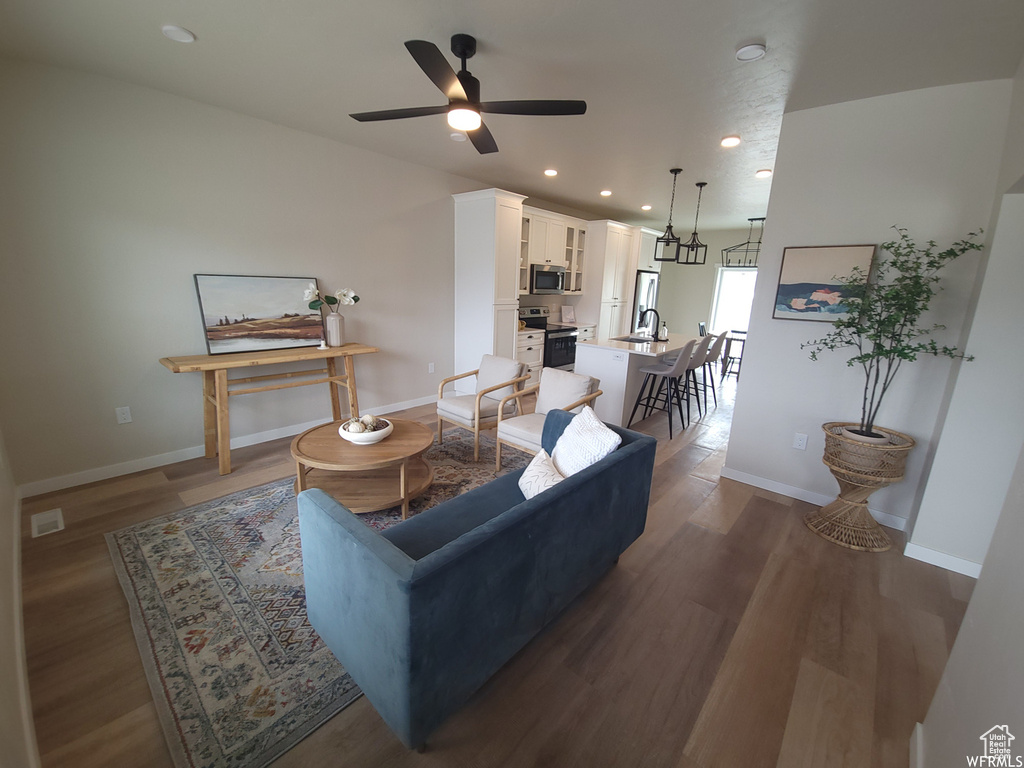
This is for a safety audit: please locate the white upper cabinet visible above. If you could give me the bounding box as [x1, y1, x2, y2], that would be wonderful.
[637, 227, 662, 273]
[599, 223, 635, 302]
[525, 209, 568, 266]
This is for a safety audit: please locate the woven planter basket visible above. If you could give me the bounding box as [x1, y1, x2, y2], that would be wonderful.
[804, 422, 916, 552]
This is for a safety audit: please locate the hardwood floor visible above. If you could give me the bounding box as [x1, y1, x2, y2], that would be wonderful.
[19, 375, 974, 767]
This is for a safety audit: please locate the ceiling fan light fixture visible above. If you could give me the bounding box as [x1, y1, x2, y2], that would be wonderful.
[447, 106, 481, 131]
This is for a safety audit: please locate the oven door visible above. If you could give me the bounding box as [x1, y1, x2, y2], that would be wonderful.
[545, 329, 578, 369]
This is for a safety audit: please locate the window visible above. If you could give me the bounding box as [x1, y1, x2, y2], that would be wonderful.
[709, 268, 757, 334]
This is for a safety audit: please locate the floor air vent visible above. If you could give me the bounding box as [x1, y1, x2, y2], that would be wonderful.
[31, 508, 65, 538]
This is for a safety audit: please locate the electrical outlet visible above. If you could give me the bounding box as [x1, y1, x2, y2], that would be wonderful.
[428, 362, 435, 374]
[115, 406, 132, 424]
[792, 432, 808, 451]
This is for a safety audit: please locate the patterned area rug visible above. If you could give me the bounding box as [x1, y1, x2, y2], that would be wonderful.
[106, 428, 529, 768]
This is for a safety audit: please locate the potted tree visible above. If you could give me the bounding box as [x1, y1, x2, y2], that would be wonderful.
[801, 226, 983, 551]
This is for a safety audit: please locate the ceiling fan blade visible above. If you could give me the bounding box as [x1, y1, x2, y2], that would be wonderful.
[467, 121, 498, 154]
[480, 100, 587, 116]
[349, 105, 448, 122]
[404, 40, 468, 101]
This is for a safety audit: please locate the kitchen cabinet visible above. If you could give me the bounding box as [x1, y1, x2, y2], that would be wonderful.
[597, 301, 628, 342]
[516, 327, 545, 387]
[576, 324, 596, 342]
[454, 188, 527, 392]
[599, 223, 635, 302]
[564, 225, 586, 293]
[636, 227, 662, 272]
[525, 210, 568, 266]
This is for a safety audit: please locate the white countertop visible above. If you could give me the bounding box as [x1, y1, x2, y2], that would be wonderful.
[579, 332, 698, 358]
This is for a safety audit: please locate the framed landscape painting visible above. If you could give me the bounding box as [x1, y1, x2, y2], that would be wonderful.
[772, 244, 876, 322]
[194, 274, 325, 354]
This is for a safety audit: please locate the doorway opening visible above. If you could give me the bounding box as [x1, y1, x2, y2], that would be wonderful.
[709, 267, 757, 334]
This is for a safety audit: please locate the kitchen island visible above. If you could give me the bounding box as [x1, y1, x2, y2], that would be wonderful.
[575, 333, 699, 427]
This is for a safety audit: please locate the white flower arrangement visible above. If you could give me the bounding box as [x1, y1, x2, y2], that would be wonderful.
[304, 283, 360, 314]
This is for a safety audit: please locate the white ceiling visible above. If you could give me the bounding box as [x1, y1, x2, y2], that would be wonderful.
[1, 0, 1022, 229]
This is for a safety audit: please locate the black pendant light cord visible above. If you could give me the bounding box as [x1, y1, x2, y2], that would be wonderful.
[667, 170, 680, 226]
[692, 182, 707, 233]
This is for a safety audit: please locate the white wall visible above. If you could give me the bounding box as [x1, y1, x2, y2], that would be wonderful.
[658, 227, 751, 337]
[723, 80, 1011, 528]
[0, 60, 487, 488]
[908, 193, 1024, 569]
[914, 439, 1024, 766]
[0, 429, 39, 768]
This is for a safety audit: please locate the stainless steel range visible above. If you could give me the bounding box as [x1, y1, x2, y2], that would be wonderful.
[519, 307, 578, 371]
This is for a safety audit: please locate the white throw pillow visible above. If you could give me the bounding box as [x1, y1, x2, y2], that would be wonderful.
[551, 406, 622, 477]
[518, 450, 565, 500]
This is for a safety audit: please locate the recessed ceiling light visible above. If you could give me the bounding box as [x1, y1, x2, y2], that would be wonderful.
[735, 43, 766, 62]
[641, 205, 652, 211]
[161, 24, 196, 43]
[544, 169, 558, 177]
[721, 135, 741, 148]
[755, 168, 773, 178]
[600, 190, 612, 197]
[450, 131, 467, 142]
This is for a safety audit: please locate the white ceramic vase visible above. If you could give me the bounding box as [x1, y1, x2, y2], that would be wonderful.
[325, 313, 345, 347]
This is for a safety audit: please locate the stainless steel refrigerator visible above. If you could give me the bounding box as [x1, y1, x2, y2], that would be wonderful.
[632, 270, 661, 335]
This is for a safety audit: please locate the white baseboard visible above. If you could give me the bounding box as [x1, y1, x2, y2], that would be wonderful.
[16, 394, 439, 499]
[719, 467, 908, 532]
[909, 722, 924, 768]
[903, 542, 983, 578]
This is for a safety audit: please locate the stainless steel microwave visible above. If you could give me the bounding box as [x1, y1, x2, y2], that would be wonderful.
[530, 264, 565, 295]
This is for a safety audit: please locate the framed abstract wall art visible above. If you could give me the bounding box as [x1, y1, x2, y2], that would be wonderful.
[772, 244, 876, 322]
[194, 274, 325, 354]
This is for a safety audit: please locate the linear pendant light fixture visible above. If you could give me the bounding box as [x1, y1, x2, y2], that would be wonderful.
[677, 182, 709, 265]
[722, 216, 766, 268]
[654, 168, 684, 262]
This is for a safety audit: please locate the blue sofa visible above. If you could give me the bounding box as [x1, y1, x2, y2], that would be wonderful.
[297, 410, 657, 749]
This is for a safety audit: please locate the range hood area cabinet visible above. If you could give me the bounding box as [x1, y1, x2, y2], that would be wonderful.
[521, 206, 588, 295]
[454, 189, 526, 394]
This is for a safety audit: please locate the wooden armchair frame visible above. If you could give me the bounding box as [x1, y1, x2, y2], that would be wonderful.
[437, 368, 530, 461]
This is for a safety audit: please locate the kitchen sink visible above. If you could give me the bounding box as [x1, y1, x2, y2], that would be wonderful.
[611, 335, 657, 343]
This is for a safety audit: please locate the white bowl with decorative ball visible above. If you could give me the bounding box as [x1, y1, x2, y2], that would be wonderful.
[338, 417, 393, 445]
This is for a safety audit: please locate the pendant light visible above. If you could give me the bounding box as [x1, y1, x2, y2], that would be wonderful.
[653, 168, 684, 262]
[722, 217, 766, 268]
[677, 182, 708, 265]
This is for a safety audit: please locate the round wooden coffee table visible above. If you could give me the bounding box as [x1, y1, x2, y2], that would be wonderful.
[290, 418, 435, 519]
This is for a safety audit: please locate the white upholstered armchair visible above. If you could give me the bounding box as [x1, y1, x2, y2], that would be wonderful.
[494, 367, 601, 470]
[436, 354, 529, 461]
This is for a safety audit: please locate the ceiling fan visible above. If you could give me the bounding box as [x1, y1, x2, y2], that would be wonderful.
[349, 33, 587, 154]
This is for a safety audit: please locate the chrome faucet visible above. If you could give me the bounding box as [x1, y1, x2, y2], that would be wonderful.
[639, 308, 660, 339]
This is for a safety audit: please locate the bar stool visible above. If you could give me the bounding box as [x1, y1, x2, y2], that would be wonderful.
[627, 338, 696, 439]
[681, 334, 715, 417]
[701, 332, 729, 408]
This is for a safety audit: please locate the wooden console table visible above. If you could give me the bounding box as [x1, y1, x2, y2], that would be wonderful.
[160, 344, 379, 475]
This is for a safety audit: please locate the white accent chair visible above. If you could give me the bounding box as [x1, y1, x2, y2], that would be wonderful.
[437, 355, 529, 462]
[494, 367, 602, 471]
[701, 332, 729, 407]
